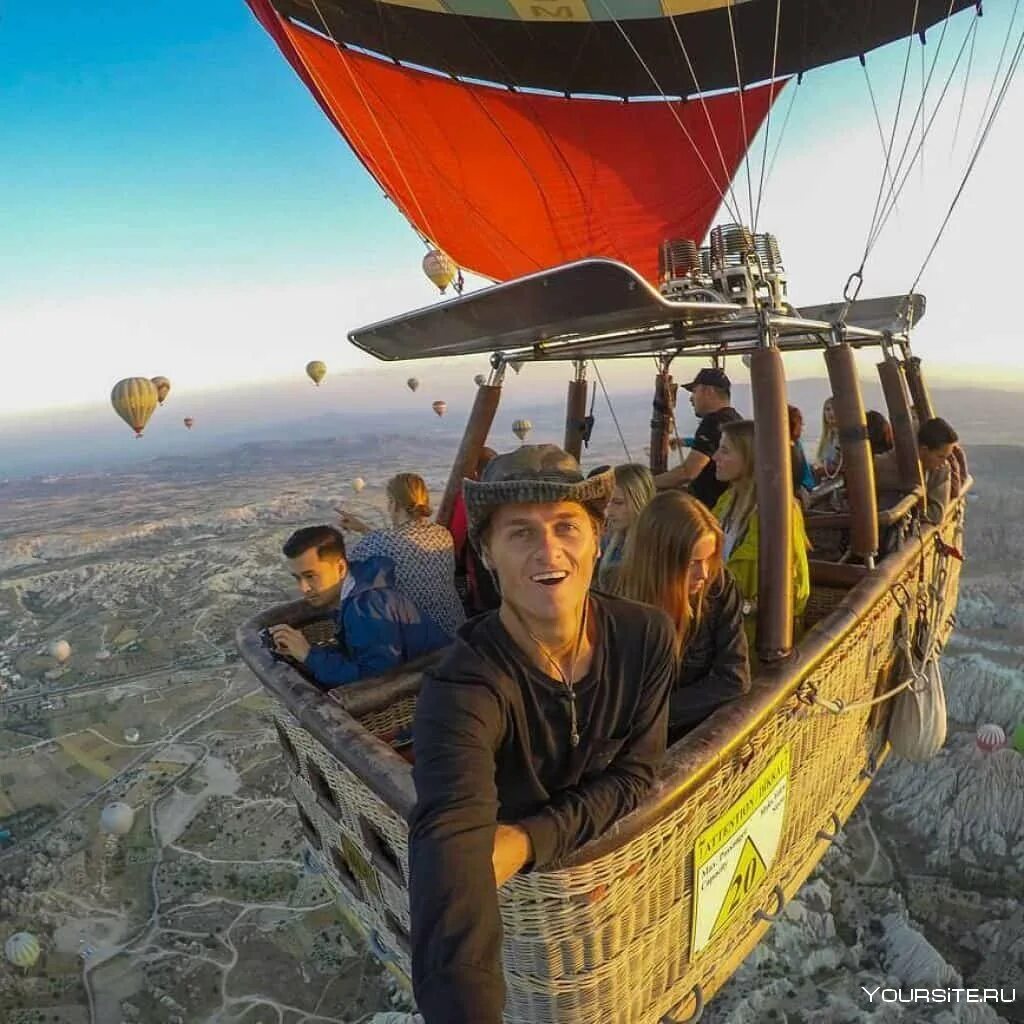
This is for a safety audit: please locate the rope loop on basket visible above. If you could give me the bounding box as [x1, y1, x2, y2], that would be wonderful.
[661, 984, 705, 1024]
[753, 885, 787, 923]
[816, 811, 842, 842]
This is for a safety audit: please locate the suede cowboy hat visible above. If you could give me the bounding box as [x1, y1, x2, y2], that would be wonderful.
[463, 444, 613, 549]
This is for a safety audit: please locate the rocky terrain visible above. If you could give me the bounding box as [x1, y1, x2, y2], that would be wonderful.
[0, 437, 1021, 1023]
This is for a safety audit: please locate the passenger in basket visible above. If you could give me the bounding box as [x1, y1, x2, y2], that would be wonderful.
[338, 472, 466, 638]
[712, 420, 811, 644]
[407, 446, 676, 1024]
[268, 526, 449, 688]
[874, 417, 960, 524]
[788, 404, 816, 499]
[654, 367, 742, 508]
[814, 396, 842, 480]
[595, 463, 655, 591]
[866, 410, 895, 455]
[614, 491, 750, 744]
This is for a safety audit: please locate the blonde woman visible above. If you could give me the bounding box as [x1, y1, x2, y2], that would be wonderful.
[615, 491, 749, 742]
[596, 463, 656, 589]
[339, 473, 465, 637]
[712, 420, 811, 642]
[814, 396, 842, 479]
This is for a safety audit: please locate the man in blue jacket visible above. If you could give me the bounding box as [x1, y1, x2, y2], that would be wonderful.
[268, 525, 449, 687]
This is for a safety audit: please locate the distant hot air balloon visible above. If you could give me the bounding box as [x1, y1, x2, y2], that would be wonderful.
[422, 249, 457, 293]
[5, 932, 40, 969]
[474, 374, 487, 388]
[49, 640, 71, 664]
[351, 477, 366, 493]
[183, 417, 194, 430]
[407, 377, 420, 393]
[975, 723, 1007, 753]
[509, 360, 524, 375]
[512, 418, 532, 443]
[150, 376, 171, 405]
[110, 378, 159, 438]
[306, 361, 327, 386]
[123, 727, 141, 744]
[100, 802, 135, 836]
[431, 400, 448, 418]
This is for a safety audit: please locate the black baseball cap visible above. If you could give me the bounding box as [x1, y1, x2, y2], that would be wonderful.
[682, 367, 731, 393]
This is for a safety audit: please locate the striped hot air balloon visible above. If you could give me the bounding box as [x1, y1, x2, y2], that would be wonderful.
[5, 932, 41, 968]
[150, 376, 171, 405]
[512, 418, 532, 443]
[110, 378, 159, 438]
[422, 249, 457, 293]
[431, 400, 447, 418]
[976, 723, 1007, 753]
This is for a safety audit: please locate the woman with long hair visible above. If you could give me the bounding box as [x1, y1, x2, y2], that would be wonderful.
[814, 396, 842, 479]
[712, 420, 811, 642]
[338, 472, 465, 637]
[615, 491, 750, 742]
[596, 463, 655, 590]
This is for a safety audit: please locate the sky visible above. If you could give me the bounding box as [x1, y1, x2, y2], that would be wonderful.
[3, 1, 1024, 431]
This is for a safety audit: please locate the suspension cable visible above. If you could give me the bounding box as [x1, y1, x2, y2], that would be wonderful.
[862, 58, 901, 208]
[725, 0, 755, 225]
[593, 361, 632, 462]
[909, 19, 1024, 295]
[763, 76, 800, 189]
[753, 0, 784, 234]
[951, 5, 979, 155]
[595, 2, 745, 225]
[667, 17, 744, 225]
[970, 0, 1023, 154]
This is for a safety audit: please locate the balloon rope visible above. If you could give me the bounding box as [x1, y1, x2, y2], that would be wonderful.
[950, 8, 978, 156]
[593, 361, 631, 463]
[762, 77, 800, 189]
[969, 0, 1023, 155]
[909, 18, 1024, 295]
[308, 0, 440, 248]
[752, 0, 784, 235]
[861, 61, 901, 209]
[593, 1, 744, 226]
[724, 0, 755, 227]
[666, 16, 744, 227]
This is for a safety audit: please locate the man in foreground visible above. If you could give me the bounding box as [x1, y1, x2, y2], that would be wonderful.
[268, 525, 449, 687]
[407, 446, 676, 1023]
[654, 366, 741, 507]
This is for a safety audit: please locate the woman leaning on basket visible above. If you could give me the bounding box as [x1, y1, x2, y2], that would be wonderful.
[407, 445, 676, 1024]
[613, 490, 750, 744]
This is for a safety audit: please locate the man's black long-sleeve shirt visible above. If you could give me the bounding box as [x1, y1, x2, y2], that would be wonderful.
[407, 594, 675, 1024]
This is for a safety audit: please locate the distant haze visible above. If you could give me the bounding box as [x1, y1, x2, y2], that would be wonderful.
[3, 371, 1020, 481]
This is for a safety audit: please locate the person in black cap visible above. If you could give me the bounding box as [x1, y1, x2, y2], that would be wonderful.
[655, 366, 741, 508]
[407, 445, 676, 1024]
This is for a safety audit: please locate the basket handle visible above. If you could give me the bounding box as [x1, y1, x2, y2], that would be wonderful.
[752, 885, 787, 923]
[815, 812, 842, 842]
[661, 983, 704, 1024]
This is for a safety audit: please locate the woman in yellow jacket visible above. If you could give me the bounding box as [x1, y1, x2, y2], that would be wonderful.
[711, 419, 811, 644]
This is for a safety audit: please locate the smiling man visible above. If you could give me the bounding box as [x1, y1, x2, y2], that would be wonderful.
[407, 446, 676, 1024]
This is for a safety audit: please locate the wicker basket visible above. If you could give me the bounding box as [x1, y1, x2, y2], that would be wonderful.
[237, 491, 967, 1023]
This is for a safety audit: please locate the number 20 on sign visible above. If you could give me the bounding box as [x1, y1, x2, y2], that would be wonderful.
[690, 745, 791, 955]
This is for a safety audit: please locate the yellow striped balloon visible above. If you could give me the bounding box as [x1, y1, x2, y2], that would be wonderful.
[422, 249, 457, 293]
[306, 360, 327, 386]
[110, 378, 159, 438]
[5, 932, 41, 968]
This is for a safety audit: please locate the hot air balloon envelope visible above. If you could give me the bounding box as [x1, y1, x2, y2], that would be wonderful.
[512, 418, 532, 442]
[150, 376, 171, 405]
[474, 374, 487, 387]
[407, 377, 419, 392]
[975, 723, 1007, 753]
[306, 360, 327, 386]
[100, 801, 135, 836]
[111, 378, 159, 438]
[351, 477, 366, 493]
[49, 640, 71, 663]
[422, 249, 457, 293]
[431, 400, 447, 417]
[1009, 723, 1024, 754]
[183, 417, 194, 430]
[5, 932, 40, 968]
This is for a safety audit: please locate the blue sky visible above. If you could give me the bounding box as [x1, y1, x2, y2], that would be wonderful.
[3, 1, 1023, 422]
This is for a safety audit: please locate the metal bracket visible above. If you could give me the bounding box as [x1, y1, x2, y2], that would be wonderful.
[816, 812, 842, 842]
[753, 885, 787, 923]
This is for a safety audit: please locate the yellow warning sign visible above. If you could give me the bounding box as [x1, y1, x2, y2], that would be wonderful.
[691, 745, 790, 955]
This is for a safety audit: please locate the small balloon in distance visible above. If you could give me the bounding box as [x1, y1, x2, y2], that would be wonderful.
[305, 361, 327, 386]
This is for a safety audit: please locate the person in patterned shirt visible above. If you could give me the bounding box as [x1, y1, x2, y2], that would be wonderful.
[338, 473, 466, 638]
